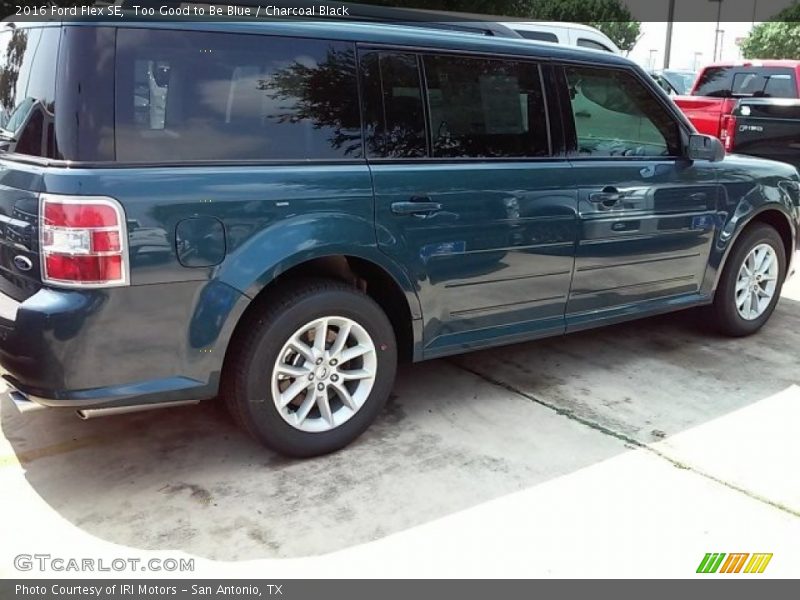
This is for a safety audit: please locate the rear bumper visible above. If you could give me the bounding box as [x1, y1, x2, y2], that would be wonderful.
[2, 372, 213, 410]
[0, 281, 247, 410]
[6, 386, 49, 413]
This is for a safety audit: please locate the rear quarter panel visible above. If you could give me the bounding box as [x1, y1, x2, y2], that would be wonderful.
[30, 164, 421, 393]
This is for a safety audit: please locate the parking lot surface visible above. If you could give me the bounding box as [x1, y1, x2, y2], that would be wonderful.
[2, 278, 799, 578]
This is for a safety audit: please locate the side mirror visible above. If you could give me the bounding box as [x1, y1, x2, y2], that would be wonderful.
[687, 134, 725, 162]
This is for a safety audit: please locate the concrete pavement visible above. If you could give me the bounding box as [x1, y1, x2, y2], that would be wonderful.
[1, 279, 799, 577]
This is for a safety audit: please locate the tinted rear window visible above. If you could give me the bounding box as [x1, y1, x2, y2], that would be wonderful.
[115, 29, 362, 162]
[516, 30, 559, 43]
[0, 26, 59, 158]
[693, 66, 797, 98]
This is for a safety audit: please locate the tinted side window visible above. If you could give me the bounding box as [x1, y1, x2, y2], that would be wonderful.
[361, 51, 426, 158]
[517, 30, 559, 43]
[577, 38, 612, 52]
[0, 27, 59, 157]
[115, 29, 362, 162]
[423, 55, 549, 158]
[565, 67, 681, 157]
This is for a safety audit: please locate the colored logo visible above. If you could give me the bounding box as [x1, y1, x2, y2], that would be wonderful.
[696, 553, 773, 574]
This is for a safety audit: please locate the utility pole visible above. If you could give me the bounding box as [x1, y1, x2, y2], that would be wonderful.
[664, 0, 676, 69]
[710, 0, 724, 63]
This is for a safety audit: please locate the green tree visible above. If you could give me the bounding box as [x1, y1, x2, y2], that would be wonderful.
[740, 2, 800, 59]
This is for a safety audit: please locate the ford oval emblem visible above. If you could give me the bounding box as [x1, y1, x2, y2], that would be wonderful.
[13, 255, 33, 272]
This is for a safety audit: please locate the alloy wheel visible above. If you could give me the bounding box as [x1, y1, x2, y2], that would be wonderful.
[271, 316, 377, 433]
[735, 243, 779, 321]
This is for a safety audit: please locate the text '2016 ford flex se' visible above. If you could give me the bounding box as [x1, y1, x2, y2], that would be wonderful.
[0, 20, 798, 457]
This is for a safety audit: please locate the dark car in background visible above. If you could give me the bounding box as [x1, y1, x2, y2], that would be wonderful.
[650, 69, 697, 95]
[0, 20, 798, 458]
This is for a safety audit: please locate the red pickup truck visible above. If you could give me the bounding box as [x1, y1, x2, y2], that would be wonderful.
[673, 60, 800, 150]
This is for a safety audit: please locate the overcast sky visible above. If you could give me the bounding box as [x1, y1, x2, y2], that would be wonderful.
[624, 0, 794, 71]
[629, 21, 758, 71]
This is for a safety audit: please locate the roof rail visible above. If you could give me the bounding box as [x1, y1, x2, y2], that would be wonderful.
[114, 0, 523, 38]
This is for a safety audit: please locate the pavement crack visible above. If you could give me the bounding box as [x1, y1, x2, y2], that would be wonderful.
[451, 360, 644, 447]
[450, 360, 800, 519]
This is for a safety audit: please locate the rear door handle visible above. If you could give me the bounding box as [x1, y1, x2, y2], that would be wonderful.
[391, 198, 442, 217]
[589, 186, 623, 206]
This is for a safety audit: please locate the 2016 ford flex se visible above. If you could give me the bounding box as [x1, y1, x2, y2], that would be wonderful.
[0, 20, 798, 457]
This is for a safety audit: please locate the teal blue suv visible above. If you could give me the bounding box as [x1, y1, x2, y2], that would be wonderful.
[0, 19, 797, 456]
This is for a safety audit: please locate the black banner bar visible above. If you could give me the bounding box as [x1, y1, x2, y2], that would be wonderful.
[1, 580, 798, 600]
[4, 0, 800, 23]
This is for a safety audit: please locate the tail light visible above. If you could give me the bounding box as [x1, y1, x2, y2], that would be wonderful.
[39, 194, 129, 288]
[720, 114, 737, 152]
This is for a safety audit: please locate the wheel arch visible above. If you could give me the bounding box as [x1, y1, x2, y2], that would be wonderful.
[712, 205, 796, 292]
[221, 252, 423, 373]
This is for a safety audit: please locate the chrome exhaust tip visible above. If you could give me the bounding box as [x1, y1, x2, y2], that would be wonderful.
[9, 390, 47, 413]
[76, 399, 200, 420]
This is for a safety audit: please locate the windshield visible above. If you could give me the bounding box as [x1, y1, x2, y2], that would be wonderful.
[662, 71, 696, 95]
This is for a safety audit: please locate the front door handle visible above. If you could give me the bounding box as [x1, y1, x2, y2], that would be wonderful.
[391, 198, 442, 217]
[589, 186, 624, 207]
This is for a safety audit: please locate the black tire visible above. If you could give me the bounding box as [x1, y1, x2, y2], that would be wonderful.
[711, 223, 786, 337]
[223, 278, 397, 457]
